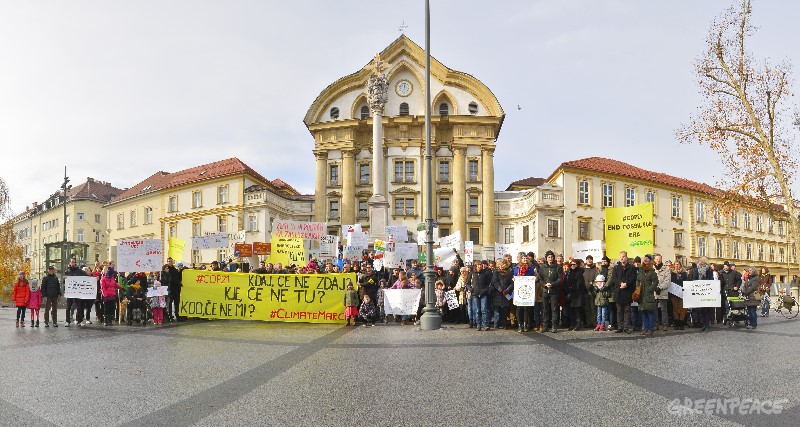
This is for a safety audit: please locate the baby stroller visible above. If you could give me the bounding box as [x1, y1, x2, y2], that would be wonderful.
[725, 293, 748, 327]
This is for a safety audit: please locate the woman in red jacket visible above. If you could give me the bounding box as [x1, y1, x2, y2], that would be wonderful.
[13, 271, 30, 327]
[100, 267, 125, 326]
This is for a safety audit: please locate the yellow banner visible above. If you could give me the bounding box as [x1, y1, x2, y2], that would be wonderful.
[179, 270, 355, 323]
[267, 237, 306, 267]
[168, 237, 185, 262]
[604, 202, 654, 259]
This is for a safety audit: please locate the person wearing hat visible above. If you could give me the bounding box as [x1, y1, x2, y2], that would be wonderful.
[27, 278, 43, 327]
[41, 266, 61, 327]
[593, 274, 609, 330]
[13, 271, 30, 327]
[537, 250, 562, 333]
[63, 257, 89, 327]
[164, 257, 182, 322]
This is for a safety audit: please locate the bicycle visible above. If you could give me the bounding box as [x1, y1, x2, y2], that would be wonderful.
[762, 292, 799, 319]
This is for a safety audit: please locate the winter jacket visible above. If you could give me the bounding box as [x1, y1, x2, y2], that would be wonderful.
[654, 264, 671, 300]
[611, 262, 637, 304]
[563, 267, 585, 308]
[343, 289, 360, 307]
[635, 265, 658, 312]
[719, 269, 742, 296]
[594, 282, 609, 306]
[100, 276, 124, 299]
[12, 280, 30, 307]
[469, 269, 493, 298]
[491, 270, 514, 308]
[537, 262, 562, 295]
[741, 275, 761, 307]
[41, 274, 61, 298]
[28, 288, 43, 309]
[358, 300, 377, 318]
[583, 264, 599, 294]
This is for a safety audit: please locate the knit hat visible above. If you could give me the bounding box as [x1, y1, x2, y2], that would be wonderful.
[595, 275, 605, 282]
[602, 256, 611, 262]
[633, 256, 642, 263]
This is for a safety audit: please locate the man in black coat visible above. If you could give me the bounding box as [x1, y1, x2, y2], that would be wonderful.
[610, 251, 637, 333]
[41, 265, 61, 327]
[537, 250, 562, 333]
[468, 261, 493, 330]
[165, 257, 182, 322]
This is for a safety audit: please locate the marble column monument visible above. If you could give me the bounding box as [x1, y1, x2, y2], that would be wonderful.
[367, 54, 390, 241]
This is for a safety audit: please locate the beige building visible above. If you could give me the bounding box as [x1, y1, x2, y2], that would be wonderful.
[105, 158, 312, 268]
[304, 35, 503, 257]
[496, 157, 798, 282]
[11, 178, 123, 278]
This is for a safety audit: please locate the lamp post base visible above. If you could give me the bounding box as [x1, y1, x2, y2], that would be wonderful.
[419, 307, 442, 330]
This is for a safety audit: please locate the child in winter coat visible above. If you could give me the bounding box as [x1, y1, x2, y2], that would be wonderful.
[594, 274, 610, 331]
[28, 278, 43, 327]
[150, 277, 168, 325]
[377, 279, 387, 323]
[435, 280, 447, 316]
[13, 272, 30, 327]
[358, 294, 378, 326]
[343, 280, 359, 326]
[100, 268, 124, 326]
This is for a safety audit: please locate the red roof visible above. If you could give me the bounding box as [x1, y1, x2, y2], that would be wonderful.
[108, 158, 276, 205]
[506, 177, 546, 190]
[68, 177, 124, 202]
[554, 157, 722, 196]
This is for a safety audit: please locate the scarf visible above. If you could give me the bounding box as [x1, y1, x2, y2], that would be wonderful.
[517, 263, 529, 276]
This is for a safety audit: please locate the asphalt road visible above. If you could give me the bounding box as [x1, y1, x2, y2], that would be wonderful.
[1, 309, 798, 426]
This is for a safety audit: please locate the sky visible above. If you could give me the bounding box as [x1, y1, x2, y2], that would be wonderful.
[1, 0, 799, 217]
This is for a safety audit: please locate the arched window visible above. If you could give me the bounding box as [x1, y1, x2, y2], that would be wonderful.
[329, 107, 339, 120]
[360, 105, 369, 119]
[468, 102, 478, 115]
[399, 102, 409, 116]
[438, 102, 449, 116]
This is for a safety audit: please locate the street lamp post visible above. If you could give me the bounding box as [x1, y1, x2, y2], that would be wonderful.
[419, 0, 442, 330]
[61, 166, 70, 275]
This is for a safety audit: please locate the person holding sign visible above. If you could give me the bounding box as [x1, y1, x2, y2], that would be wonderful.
[670, 262, 689, 330]
[538, 251, 562, 333]
[512, 255, 536, 332]
[689, 259, 715, 332]
[63, 257, 89, 327]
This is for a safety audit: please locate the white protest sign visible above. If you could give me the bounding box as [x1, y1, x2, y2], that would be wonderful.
[272, 220, 327, 240]
[117, 239, 163, 272]
[444, 290, 459, 310]
[417, 227, 440, 246]
[64, 276, 97, 299]
[439, 230, 462, 251]
[384, 289, 421, 316]
[668, 282, 683, 298]
[682, 280, 721, 308]
[395, 243, 419, 263]
[513, 276, 536, 307]
[464, 241, 474, 264]
[348, 231, 369, 247]
[494, 243, 519, 259]
[342, 224, 362, 244]
[383, 251, 403, 269]
[434, 247, 458, 268]
[342, 245, 364, 262]
[373, 258, 384, 271]
[146, 286, 169, 298]
[319, 235, 339, 260]
[572, 240, 604, 262]
[192, 233, 229, 250]
[385, 225, 408, 242]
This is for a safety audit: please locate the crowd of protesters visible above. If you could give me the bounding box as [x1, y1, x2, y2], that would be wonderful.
[11, 248, 781, 334]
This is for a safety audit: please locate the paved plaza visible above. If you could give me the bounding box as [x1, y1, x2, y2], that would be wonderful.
[1, 308, 798, 427]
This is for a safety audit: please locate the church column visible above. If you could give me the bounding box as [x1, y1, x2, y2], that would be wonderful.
[313, 150, 327, 222]
[482, 147, 495, 249]
[342, 148, 356, 226]
[452, 145, 467, 239]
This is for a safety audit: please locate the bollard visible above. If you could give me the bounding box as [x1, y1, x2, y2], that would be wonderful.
[792, 287, 799, 300]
